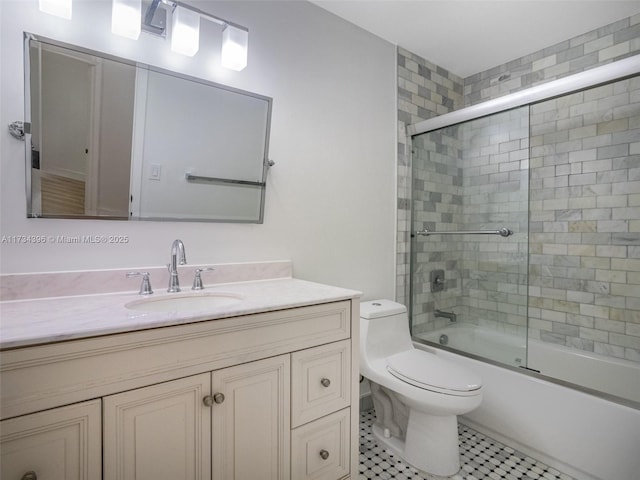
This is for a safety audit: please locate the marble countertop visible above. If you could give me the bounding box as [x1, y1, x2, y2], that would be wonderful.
[0, 278, 361, 350]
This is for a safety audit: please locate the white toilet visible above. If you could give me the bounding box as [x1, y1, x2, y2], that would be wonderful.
[360, 299, 482, 477]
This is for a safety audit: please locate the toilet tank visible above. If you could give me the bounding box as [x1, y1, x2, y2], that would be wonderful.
[360, 300, 414, 359]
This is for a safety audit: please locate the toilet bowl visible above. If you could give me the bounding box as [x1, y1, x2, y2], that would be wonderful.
[360, 300, 482, 477]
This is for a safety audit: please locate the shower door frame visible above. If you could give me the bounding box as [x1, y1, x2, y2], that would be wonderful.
[407, 54, 640, 139]
[405, 53, 640, 406]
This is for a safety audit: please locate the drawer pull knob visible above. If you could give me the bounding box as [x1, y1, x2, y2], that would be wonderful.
[203, 395, 214, 407]
[319, 449, 330, 460]
[320, 378, 331, 387]
[213, 392, 225, 404]
[22, 472, 37, 480]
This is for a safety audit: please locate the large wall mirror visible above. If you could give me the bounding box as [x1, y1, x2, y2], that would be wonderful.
[24, 33, 273, 223]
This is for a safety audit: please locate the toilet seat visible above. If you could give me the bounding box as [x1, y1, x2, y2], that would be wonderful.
[386, 349, 482, 397]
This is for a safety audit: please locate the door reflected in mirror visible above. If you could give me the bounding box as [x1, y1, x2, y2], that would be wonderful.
[25, 34, 273, 223]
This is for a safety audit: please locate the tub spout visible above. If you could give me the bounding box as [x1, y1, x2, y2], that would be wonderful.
[435, 309, 457, 323]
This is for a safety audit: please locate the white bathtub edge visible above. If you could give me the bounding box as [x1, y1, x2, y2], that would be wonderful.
[415, 342, 640, 480]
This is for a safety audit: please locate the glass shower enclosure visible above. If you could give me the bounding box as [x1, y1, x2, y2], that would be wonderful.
[410, 106, 530, 368]
[408, 57, 640, 405]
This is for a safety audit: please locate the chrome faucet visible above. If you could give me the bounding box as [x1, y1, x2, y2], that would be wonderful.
[434, 309, 457, 323]
[167, 239, 187, 292]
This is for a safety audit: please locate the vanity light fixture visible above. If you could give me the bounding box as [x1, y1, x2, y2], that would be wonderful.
[38, 0, 72, 19]
[112, 0, 142, 39]
[170, 5, 200, 56]
[117, 0, 249, 70]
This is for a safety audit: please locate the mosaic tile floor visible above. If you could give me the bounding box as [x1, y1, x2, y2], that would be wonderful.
[359, 410, 574, 480]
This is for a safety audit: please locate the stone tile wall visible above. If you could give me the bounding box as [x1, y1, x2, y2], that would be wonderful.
[397, 13, 640, 362]
[459, 109, 530, 335]
[528, 76, 640, 361]
[396, 48, 463, 307]
[410, 126, 464, 332]
[410, 109, 530, 338]
[464, 15, 640, 105]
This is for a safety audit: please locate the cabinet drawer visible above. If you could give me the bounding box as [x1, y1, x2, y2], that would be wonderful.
[291, 408, 350, 480]
[291, 340, 350, 428]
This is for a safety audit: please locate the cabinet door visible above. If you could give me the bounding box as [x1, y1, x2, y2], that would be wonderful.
[0, 399, 101, 480]
[212, 354, 290, 480]
[103, 373, 211, 480]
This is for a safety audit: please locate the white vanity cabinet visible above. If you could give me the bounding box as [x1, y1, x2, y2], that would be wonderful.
[0, 400, 102, 480]
[103, 355, 290, 480]
[0, 298, 359, 480]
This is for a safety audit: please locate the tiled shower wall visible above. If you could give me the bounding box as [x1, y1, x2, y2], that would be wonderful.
[396, 49, 463, 308]
[410, 127, 464, 331]
[528, 76, 640, 361]
[410, 111, 530, 337]
[458, 110, 530, 335]
[397, 13, 640, 361]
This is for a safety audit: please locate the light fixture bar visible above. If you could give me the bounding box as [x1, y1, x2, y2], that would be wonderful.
[159, 0, 247, 32]
[142, 0, 166, 37]
[136, 0, 250, 70]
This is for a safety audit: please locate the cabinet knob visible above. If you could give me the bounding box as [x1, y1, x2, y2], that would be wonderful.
[203, 393, 225, 406]
[21, 472, 37, 480]
[319, 449, 330, 460]
[320, 377, 331, 388]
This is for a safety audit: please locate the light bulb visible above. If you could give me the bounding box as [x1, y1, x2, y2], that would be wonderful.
[112, 0, 141, 40]
[39, 0, 72, 19]
[221, 25, 248, 71]
[171, 6, 200, 56]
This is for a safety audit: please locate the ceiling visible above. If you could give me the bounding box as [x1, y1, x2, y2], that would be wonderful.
[310, 1, 640, 78]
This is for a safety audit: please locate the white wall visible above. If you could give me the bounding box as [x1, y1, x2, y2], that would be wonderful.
[0, 0, 397, 299]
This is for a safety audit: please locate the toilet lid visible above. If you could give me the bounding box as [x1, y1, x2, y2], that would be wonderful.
[386, 349, 482, 396]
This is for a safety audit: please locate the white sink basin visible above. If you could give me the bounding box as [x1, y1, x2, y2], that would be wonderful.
[125, 292, 243, 313]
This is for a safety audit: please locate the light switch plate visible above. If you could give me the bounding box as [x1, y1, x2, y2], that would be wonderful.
[149, 164, 162, 181]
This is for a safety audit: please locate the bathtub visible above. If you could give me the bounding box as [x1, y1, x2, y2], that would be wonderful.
[416, 323, 526, 366]
[416, 323, 640, 405]
[413, 326, 640, 480]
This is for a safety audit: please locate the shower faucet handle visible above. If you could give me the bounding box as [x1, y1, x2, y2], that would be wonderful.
[430, 269, 446, 292]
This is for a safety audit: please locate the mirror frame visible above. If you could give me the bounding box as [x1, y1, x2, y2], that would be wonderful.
[23, 32, 273, 223]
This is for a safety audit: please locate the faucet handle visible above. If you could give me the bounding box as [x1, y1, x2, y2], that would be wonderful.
[192, 267, 215, 290]
[126, 271, 153, 295]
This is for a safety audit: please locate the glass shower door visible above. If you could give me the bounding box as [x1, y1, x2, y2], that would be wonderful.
[410, 106, 530, 367]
